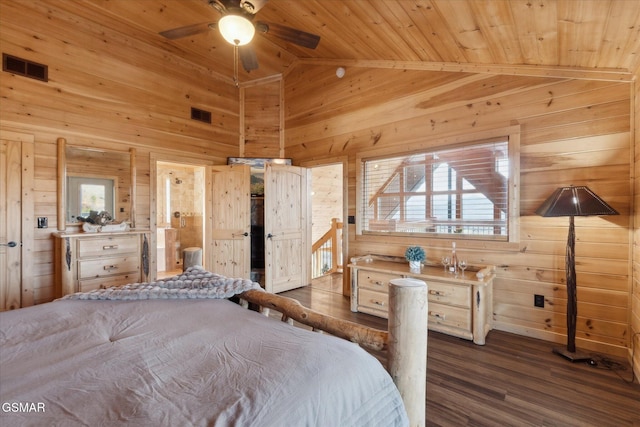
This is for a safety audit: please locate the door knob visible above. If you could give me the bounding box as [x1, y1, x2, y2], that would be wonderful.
[0, 241, 17, 247]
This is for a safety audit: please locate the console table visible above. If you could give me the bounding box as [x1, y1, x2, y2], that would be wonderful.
[349, 254, 495, 345]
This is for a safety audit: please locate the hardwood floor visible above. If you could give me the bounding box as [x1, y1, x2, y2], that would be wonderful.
[280, 284, 640, 427]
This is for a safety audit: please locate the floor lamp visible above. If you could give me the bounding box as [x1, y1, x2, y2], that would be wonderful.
[535, 185, 619, 362]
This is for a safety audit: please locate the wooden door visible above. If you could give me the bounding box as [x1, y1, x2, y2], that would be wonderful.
[0, 131, 34, 310]
[208, 165, 251, 279]
[264, 164, 311, 293]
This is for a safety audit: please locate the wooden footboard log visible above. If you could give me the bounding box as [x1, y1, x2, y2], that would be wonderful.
[239, 282, 428, 427]
[238, 290, 388, 351]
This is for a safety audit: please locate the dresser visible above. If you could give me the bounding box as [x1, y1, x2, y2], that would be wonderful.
[349, 255, 495, 345]
[54, 230, 150, 297]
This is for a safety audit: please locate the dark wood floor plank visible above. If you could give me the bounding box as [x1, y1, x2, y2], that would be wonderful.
[280, 283, 640, 426]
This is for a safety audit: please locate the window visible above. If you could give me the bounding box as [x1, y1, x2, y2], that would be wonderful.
[66, 176, 115, 223]
[358, 129, 519, 241]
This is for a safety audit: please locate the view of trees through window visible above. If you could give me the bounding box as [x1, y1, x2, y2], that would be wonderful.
[362, 139, 510, 239]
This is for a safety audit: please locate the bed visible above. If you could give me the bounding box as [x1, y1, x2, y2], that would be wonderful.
[0, 267, 427, 426]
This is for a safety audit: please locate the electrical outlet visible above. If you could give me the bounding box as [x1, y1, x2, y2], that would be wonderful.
[534, 294, 544, 308]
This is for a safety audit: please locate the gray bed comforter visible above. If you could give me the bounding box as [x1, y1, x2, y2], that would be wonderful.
[0, 280, 408, 426]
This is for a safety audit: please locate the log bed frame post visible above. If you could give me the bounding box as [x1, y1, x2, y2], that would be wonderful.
[239, 279, 428, 426]
[388, 278, 428, 427]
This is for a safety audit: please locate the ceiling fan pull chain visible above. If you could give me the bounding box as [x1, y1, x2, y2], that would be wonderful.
[233, 44, 239, 87]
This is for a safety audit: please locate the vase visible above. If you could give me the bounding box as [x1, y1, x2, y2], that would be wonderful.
[409, 260, 421, 273]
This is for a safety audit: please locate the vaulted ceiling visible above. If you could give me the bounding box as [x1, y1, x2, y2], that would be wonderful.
[54, 0, 640, 84]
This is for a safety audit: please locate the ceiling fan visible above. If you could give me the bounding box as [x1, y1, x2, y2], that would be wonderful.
[159, 0, 320, 76]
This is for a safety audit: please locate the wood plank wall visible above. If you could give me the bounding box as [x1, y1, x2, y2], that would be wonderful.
[284, 65, 633, 359]
[0, 0, 240, 303]
[241, 80, 282, 158]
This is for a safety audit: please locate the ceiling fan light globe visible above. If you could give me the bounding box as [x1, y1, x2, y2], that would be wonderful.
[219, 14, 255, 46]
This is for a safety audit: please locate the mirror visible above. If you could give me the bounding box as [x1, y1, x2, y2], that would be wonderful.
[57, 138, 136, 231]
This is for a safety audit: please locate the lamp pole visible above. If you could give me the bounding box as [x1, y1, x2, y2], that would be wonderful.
[565, 215, 577, 353]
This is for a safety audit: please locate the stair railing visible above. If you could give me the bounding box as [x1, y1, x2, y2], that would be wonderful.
[311, 218, 343, 279]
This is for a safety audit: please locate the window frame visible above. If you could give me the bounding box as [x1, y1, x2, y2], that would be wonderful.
[355, 125, 520, 244]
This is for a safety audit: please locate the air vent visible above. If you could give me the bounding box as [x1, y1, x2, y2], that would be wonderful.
[2, 53, 48, 82]
[191, 107, 212, 124]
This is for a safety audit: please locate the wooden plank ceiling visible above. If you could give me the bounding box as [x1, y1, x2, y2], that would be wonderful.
[59, 0, 640, 84]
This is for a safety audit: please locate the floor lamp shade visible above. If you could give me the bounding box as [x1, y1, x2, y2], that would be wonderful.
[535, 186, 618, 362]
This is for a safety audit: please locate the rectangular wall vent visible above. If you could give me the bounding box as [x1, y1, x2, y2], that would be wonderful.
[2, 53, 48, 82]
[191, 107, 212, 124]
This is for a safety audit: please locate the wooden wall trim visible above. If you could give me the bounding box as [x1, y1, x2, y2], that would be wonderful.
[631, 73, 640, 378]
[279, 79, 285, 159]
[56, 138, 66, 231]
[130, 148, 137, 229]
[239, 88, 246, 157]
[239, 74, 284, 88]
[296, 58, 634, 82]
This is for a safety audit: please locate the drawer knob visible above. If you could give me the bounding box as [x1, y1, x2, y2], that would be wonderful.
[429, 290, 445, 296]
[103, 245, 119, 250]
[103, 265, 118, 271]
[429, 311, 445, 320]
[373, 281, 385, 286]
[372, 300, 385, 306]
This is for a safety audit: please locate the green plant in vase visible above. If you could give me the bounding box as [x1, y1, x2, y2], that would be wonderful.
[405, 246, 425, 272]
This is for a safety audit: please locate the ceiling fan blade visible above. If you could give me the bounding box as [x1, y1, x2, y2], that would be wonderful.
[159, 22, 215, 40]
[257, 22, 320, 49]
[238, 45, 259, 72]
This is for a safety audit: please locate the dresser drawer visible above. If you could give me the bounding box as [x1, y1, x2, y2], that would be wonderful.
[357, 270, 396, 293]
[77, 235, 139, 258]
[428, 302, 471, 331]
[427, 281, 471, 308]
[78, 256, 140, 280]
[78, 274, 139, 292]
[358, 288, 389, 317]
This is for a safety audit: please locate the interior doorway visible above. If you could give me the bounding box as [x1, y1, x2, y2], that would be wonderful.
[309, 163, 344, 294]
[156, 161, 206, 278]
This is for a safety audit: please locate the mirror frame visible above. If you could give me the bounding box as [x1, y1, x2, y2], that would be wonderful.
[57, 137, 136, 231]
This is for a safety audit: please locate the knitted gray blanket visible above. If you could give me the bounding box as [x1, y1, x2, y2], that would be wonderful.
[62, 266, 262, 301]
